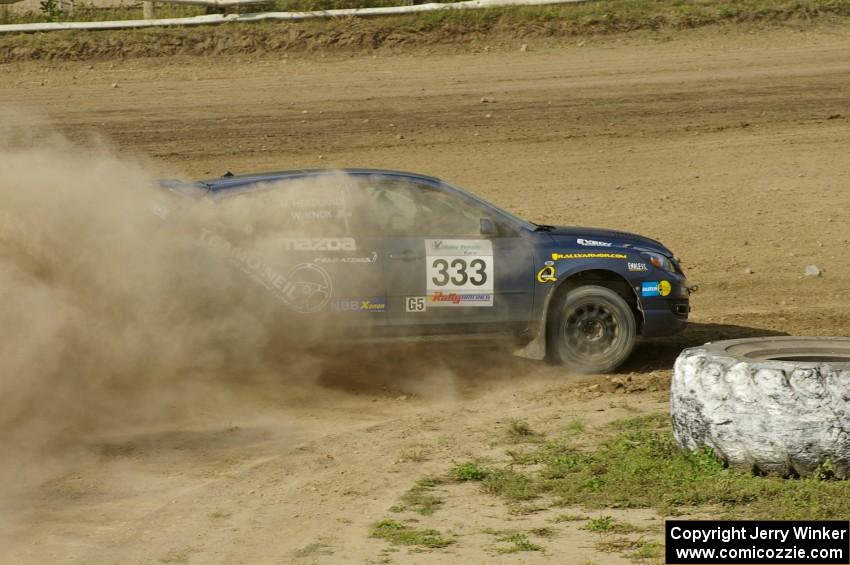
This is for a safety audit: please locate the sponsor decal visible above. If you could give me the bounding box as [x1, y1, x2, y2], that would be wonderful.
[150, 203, 171, 220]
[551, 252, 628, 261]
[536, 264, 558, 283]
[314, 251, 378, 264]
[284, 263, 334, 313]
[577, 238, 613, 247]
[628, 262, 649, 272]
[426, 239, 491, 256]
[641, 280, 672, 298]
[200, 228, 332, 313]
[405, 296, 427, 312]
[282, 237, 357, 252]
[291, 209, 333, 221]
[425, 239, 494, 306]
[286, 195, 352, 221]
[286, 196, 348, 209]
[332, 297, 387, 313]
[427, 291, 493, 307]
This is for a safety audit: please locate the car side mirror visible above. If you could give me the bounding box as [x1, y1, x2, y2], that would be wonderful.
[480, 217, 498, 238]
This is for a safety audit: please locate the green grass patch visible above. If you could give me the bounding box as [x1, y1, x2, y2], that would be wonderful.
[595, 536, 663, 562]
[508, 502, 549, 515]
[454, 414, 850, 520]
[583, 515, 642, 534]
[482, 468, 540, 501]
[631, 539, 663, 561]
[494, 532, 543, 553]
[530, 526, 555, 538]
[505, 418, 543, 442]
[391, 477, 445, 516]
[452, 461, 489, 482]
[370, 520, 454, 549]
[551, 513, 589, 523]
[584, 515, 616, 533]
[565, 417, 586, 434]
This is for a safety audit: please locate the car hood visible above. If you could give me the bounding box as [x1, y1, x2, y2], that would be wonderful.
[543, 226, 673, 256]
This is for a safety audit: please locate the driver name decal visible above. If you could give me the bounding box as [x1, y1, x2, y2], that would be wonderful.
[281, 237, 356, 251]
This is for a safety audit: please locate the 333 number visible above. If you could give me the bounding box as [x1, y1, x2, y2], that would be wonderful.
[430, 258, 488, 287]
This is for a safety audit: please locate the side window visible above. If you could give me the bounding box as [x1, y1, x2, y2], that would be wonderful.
[362, 179, 484, 237]
[364, 182, 419, 236]
[215, 178, 380, 240]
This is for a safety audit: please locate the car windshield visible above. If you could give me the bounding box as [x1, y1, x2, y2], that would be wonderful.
[439, 181, 536, 232]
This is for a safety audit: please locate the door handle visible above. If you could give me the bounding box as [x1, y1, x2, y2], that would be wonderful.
[389, 250, 422, 261]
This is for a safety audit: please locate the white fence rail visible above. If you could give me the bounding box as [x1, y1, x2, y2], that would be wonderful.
[0, 0, 586, 33]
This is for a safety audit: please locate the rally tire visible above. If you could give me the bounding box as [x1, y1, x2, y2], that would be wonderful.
[671, 337, 850, 477]
[550, 285, 637, 374]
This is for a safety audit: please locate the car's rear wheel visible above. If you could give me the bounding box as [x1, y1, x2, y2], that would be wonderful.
[551, 285, 637, 374]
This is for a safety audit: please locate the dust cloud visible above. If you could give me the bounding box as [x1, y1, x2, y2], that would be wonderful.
[0, 117, 535, 565]
[0, 123, 349, 461]
[0, 119, 525, 499]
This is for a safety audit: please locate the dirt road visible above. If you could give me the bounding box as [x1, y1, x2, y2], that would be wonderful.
[2, 23, 850, 564]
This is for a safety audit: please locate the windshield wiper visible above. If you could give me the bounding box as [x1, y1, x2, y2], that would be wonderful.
[533, 223, 557, 232]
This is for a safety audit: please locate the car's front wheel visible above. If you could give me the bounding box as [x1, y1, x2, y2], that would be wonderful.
[550, 285, 637, 374]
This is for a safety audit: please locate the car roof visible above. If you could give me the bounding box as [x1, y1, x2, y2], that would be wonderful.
[199, 168, 444, 193]
[164, 167, 536, 232]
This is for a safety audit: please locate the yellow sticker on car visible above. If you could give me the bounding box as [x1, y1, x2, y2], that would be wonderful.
[536, 265, 557, 283]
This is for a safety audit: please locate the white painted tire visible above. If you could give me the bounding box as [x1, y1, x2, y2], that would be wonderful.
[670, 337, 850, 477]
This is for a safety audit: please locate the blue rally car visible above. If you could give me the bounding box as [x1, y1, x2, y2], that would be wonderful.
[163, 169, 690, 373]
